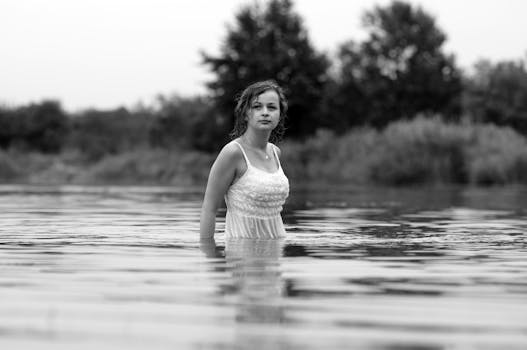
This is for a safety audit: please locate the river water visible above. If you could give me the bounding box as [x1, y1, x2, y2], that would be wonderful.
[0, 185, 526, 349]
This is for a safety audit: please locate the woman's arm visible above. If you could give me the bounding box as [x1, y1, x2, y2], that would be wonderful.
[200, 144, 239, 239]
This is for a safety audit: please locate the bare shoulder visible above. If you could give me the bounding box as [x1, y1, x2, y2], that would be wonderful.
[215, 140, 243, 165]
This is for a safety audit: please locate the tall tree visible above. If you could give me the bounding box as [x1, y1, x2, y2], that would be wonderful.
[330, 1, 461, 129]
[202, 0, 329, 145]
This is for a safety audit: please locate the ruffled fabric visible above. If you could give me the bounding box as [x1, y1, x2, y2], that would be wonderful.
[224, 141, 289, 239]
[225, 211, 285, 239]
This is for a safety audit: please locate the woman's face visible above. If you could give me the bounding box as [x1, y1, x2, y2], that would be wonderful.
[246, 89, 281, 132]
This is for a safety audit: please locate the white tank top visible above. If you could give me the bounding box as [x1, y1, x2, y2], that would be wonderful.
[224, 140, 289, 239]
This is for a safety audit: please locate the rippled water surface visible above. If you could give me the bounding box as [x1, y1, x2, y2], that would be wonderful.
[1, 185, 526, 350]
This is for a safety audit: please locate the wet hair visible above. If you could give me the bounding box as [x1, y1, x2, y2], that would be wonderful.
[230, 80, 288, 143]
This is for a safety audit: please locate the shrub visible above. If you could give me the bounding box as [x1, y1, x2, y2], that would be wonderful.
[282, 116, 527, 185]
[75, 149, 214, 185]
[0, 151, 20, 181]
[465, 124, 527, 184]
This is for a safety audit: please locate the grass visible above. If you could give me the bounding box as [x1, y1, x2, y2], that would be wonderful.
[0, 148, 215, 186]
[74, 149, 214, 185]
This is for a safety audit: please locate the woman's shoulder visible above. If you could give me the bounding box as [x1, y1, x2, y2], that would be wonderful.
[222, 139, 243, 153]
[216, 139, 244, 163]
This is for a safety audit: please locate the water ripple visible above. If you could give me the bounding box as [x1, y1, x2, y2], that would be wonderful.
[1, 185, 527, 349]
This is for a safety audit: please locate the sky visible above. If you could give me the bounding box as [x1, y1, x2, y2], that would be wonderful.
[1, 0, 526, 112]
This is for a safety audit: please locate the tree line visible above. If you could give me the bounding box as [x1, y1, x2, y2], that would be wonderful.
[1, 0, 526, 157]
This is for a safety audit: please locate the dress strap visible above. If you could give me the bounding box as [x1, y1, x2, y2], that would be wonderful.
[233, 140, 251, 166]
[271, 143, 282, 169]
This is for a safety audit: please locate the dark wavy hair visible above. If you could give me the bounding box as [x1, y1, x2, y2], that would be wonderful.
[230, 80, 288, 143]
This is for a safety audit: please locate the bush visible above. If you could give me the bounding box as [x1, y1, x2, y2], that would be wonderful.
[68, 108, 152, 161]
[465, 124, 527, 184]
[0, 151, 21, 181]
[75, 149, 214, 185]
[368, 116, 469, 184]
[281, 116, 527, 186]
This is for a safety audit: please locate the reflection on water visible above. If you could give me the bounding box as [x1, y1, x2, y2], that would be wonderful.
[0, 185, 527, 349]
[227, 238, 286, 350]
[201, 238, 287, 349]
[226, 238, 283, 324]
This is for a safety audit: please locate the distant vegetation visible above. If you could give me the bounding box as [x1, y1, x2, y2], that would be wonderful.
[281, 117, 527, 185]
[0, 0, 526, 186]
[2, 117, 526, 186]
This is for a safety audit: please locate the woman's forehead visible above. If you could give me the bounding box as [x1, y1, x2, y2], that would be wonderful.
[252, 89, 279, 103]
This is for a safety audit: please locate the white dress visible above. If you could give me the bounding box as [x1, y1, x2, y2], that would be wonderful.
[224, 140, 289, 239]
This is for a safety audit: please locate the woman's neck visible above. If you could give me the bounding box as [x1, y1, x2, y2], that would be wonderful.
[241, 130, 269, 150]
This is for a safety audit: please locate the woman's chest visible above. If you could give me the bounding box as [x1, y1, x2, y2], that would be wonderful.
[232, 170, 289, 200]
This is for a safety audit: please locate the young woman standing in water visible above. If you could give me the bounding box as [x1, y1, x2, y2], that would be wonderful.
[200, 80, 289, 241]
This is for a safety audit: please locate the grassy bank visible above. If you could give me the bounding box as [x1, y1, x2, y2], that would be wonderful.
[0, 148, 215, 186]
[1, 117, 527, 186]
[281, 117, 527, 185]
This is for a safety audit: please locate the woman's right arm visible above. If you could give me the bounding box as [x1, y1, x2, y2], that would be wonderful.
[200, 144, 238, 240]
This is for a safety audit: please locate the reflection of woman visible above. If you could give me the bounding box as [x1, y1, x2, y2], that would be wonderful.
[200, 234, 286, 347]
[200, 80, 290, 240]
[226, 238, 284, 323]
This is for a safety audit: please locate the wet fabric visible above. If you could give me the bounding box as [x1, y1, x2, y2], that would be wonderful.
[224, 140, 289, 239]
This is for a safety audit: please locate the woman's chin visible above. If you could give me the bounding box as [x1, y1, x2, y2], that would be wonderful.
[257, 123, 277, 130]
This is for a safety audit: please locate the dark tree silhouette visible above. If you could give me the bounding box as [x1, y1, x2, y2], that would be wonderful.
[464, 59, 527, 134]
[149, 95, 220, 152]
[0, 100, 69, 153]
[202, 0, 329, 146]
[329, 0, 462, 130]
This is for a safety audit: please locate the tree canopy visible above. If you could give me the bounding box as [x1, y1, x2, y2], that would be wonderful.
[329, 1, 462, 129]
[0, 100, 69, 153]
[202, 0, 329, 144]
[463, 59, 527, 134]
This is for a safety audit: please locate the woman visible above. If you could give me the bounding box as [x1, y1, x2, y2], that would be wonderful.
[200, 80, 289, 240]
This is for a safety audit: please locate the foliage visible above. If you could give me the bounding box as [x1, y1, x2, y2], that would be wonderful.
[68, 107, 153, 161]
[0, 100, 69, 153]
[328, 1, 462, 130]
[0, 148, 214, 185]
[463, 59, 527, 135]
[2, 116, 526, 186]
[149, 95, 222, 152]
[281, 116, 527, 186]
[464, 123, 527, 184]
[368, 117, 469, 184]
[73, 149, 214, 185]
[202, 0, 329, 144]
[0, 150, 21, 181]
[1, 0, 526, 187]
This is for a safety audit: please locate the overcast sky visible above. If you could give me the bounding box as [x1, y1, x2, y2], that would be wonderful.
[1, 0, 526, 111]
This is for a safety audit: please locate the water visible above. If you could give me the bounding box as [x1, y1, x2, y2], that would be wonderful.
[0, 184, 526, 349]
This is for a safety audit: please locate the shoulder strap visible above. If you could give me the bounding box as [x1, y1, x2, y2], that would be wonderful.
[270, 143, 282, 169]
[233, 140, 251, 166]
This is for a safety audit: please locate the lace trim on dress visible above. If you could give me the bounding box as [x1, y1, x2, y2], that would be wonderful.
[224, 140, 289, 239]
